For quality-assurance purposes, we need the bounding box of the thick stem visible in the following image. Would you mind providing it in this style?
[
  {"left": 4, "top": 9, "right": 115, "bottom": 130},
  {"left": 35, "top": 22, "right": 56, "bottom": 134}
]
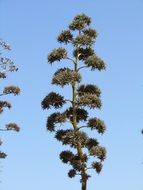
[
  {"left": 81, "top": 173, "right": 87, "bottom": 190},
  {"left": 72, "top": 45, "right": 87, "bottom": 190}
]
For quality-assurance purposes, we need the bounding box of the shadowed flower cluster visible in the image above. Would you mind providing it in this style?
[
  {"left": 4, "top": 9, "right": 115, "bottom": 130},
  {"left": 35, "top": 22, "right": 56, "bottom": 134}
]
[{"left": 41, "top": 92, "right": 66, "bottom": 110}]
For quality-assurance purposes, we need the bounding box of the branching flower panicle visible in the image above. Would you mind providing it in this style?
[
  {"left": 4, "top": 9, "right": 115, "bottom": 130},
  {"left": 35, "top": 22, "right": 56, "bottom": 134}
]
[{"left": 42, "top": 14, "right": 107, "bottom": 190}]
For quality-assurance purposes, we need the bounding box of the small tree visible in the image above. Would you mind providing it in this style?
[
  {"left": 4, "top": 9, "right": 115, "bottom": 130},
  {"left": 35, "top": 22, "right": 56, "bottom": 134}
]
[
  {"left": 0, "top": 39, "right": 20, "bottom": 159},
  {"left": 42, "top": 14, "right": 106, "bottom": 190}
]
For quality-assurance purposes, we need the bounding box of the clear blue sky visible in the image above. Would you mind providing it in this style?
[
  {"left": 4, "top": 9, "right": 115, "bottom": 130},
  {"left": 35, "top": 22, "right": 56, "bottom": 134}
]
[{"left": 0, "top": 0, "right": 143, "bottom": 189}]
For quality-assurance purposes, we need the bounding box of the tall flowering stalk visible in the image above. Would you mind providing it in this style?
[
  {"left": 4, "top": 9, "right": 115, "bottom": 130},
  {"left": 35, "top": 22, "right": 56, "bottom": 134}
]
[
  {"left": 42, "top": 14, "right": 106, "bottom": 190},
  {"left": 0, "top": 39, "right": 20, "bottom": 159}
]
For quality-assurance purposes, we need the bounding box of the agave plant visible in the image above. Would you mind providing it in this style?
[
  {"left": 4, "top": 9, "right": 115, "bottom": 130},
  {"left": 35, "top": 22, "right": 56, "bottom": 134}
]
[
  {"left": 0, "top": 39, "right": 20, "bottom": 159},
  {"left": 42, "top": 14, "right": 106, "bottom": 190}
]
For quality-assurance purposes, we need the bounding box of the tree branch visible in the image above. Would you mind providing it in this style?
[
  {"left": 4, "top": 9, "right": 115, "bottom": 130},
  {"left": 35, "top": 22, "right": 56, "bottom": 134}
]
[
  {"left": 0, "top": 129, "right": 8, "bottom": 131},
  {"left": 77, "top": 66, "right": 88, "bottom": 71},
  {"left": 66, "top": 57, "right": 76, "bottom": 64}
]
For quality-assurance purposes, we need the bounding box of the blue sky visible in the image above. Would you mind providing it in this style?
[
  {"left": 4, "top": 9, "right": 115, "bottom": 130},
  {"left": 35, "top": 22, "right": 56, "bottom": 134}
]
[{"left": 0, "top": 0, "right": 143, "bottom": 189}]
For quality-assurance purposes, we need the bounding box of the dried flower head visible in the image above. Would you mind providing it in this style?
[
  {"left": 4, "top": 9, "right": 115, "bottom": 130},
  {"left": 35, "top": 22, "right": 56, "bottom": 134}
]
[
  {"left": 65, "top": 107, "right": 88, "bottom": 122},
  {"left": 68, "top": 169, "right": 77, "bottom": 178},
  {"left": 0, "top": 72, "right": 6, "bottom": 79},
  {"left": 0, "top": 151, "right": 7, "bottom": 159},
  {"left": 87, "top": 118, "right": 106, "bottom": 134},
  {"left": 57, "top": 30, "right": 73, "bottom": 44},
  {"left": 86, "top": 138, "right": 99, "bottom": 150},
  {"left": 89, "top": 146, "right": 106, "bottom": 161},
  {"left": 3, "top": 86, "right": 20, "bottom": 95},
  {"left": 77, "top": 94, "right": 101, "bottom": 109},
  {"left": 73, "top": 35, "right": 94, "bottom": 46},
  {"left": 46, "top": 112, "right": 66, "bottom": 132},
  {"left": 41, "top": 92, "right": 65, "bottom": 110},
  {"left": 83, "top": 28, "right": 98, "bottom": 39},
  {"left": 59, "top": 150, "right": 74, "bottom": 164},
  {"left": 92, "top": 162, "right": 102, "bottom": 173},
  {"left": 73, "top": 47, "right": 94, "bottom": 60},
  {"left": 0, "top": 39, "right": 11, "bottom": 50},
  {"left": 0, "top": 101, "right": 11, "bottom": 113},
  {"left": 85, "top": 55, "right": 106, "bottom": 71},
  {"left": 52, "top": 68, "right": 81, "bottom": 87},
  {"left": 6, "top": 123, "right": 20, "bottom": 132},
  {"left": 69, "top": 14, "right": 91, "bottom": 31},
  {"left": 77, "top": 84, "right": 101, "bottom": 97},
  {"left": 48, "top": 48, "right": 67, "bottom": 63},
  {"left": 55, "top": 129, "right": 88, "bottom": 148}
]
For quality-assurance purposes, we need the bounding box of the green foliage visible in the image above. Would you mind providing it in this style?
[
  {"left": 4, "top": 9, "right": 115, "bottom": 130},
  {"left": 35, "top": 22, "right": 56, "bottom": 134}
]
[{"left": 42, "top": 14, "right": 106, "bottom": 190}]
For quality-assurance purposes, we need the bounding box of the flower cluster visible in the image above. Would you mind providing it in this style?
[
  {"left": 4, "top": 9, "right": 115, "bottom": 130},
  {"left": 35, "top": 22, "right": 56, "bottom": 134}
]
[
  {"left": 60, "top": 150, "right": 88, "bottom": 177},
  {"left": 41, "top": 92, "right": 65, "bottom": 109},
  {"left": 89, "top": 145, "right": 106, "bottom": 161},
  {"left": 73, "top": 35, "right": 94, "bottom": 46},
  {"left": 55, "top": 129, "right": 88, "bottom": 148},
  {"left": 85, "top": 138, "right": 99, "bottom": 149},
  {"left": 65, "top": 107, "right": 88, "bottom": 123},
  {"left": 3, "top": 86, "right": 20, "bottom": 95},
  {"left": 92, "top": 162, "right": 102, "bottom": 173},
  {"left": 57, "top": 30, "right": 73, "bottom": 44},
  {"left": 87, "top": 118, "right": 106, "bottom": 134},
  {"left": 0, "top": 58, "right": 18, "bottom": 72},
  {"left": 0, "top": 72, "right": 6, "bottom": 79},
  {"left": 46, "top": 112, "right": 66, "bottom": 132},
  {"left": 52, "top": 68, "right": 81, "bottom": 86},
  {"left": 73, "top": 47, "right": 94, "bottom": 60},
  {"left": 69, "top": 154, "right": 87, "bottom": 172},
  {"left": 77, "top": 94, "right": 101, "bottom": 109},
  {"left": 83, "top": 28, "right": 97, "bottom": 39},
  {"left": 60, "top": 150, "right": 74, "bottom": 164},
  {"left": 0, "top": 151, "right": 7, "bottom": 159},
  {"left": 48, "top": 48, "right": 67, "bottom": 63},
  {"left": 85, "top": 55, "right": 106, "bottom": 71},
  {"left": 0, "top": 100, "right": 11, "bottom": 113},
  {"left": 0, "top": 39, "right": 11, "bottom": 50},
  {"left": 69, "top": 14, "right": 91, "bottom": 31},
  {"left": 6, "top": 123, "right": 20, "bottom": 132},
  {"left": 68, "top": 169, "right": 77, "bottom": 178},
  {"left": 77, "top": 84, "right": 101, "bottom": 97}
]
